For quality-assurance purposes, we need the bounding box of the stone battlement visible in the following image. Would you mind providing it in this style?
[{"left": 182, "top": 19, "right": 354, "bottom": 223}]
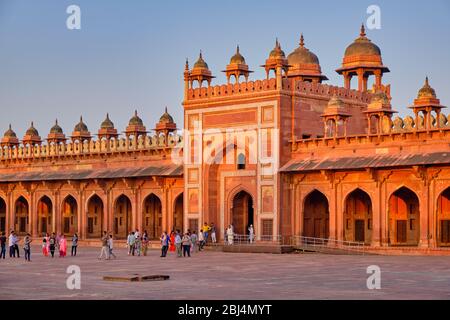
[
  {"left": 186, "top": 78, "right": 374, "bottom": 104},
  {"left": 0, "top": 133, "right": 183, "bottom": 162}
]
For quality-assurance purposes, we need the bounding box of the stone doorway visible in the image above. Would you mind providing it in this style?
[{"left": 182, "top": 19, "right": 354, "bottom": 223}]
[{"left": 231, "top": 191, "right": 254, "bottom": 236}]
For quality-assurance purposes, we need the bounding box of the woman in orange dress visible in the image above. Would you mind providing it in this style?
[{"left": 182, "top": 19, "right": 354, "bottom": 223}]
[{"left": 169, "top": 231, "right": 175, "bottom": 252}]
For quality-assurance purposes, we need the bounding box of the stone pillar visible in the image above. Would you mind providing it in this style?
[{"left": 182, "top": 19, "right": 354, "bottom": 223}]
[
  {"left": 276, "top": 66, "right": 282, "bottom": 90},
  {"left": 363, "top": 75, "right": 368, "bottom": 92},
  {"left": 6, "top": 191, "right": 12, "bottom": 233},
  {"left": 419, "top": 183, "right": 430, "bottom": 248},
  {"left": 371, "top": 183, "right": 381, "bottom": 247},
  {"left": 77, "top": 193, "right": 82, "bottom": 239},
  {"left": 357, "top": 69, "right": 364, "bottom": 92},
  {"left": 374, "top": 70, "right": 382, "bottom": 89},
  {"left": 344, "top": 73, "right": 351, "bottom": 89},
  {"left": 330, "top": 185, "right": 339, "bottom": 240},
  {"left": 31, "top": 191, "right": 37, "bottom": 237},
  {"left": 79, "top": 190, "right": 85, "bottom": 240}
]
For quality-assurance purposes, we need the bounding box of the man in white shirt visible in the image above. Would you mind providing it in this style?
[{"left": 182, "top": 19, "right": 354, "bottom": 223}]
[{"left": 8, "top": 231, "right": 16, "bottom": 258}]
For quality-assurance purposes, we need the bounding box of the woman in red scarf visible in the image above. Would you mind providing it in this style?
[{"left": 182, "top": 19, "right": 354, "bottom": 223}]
[{"left": 169, "top": 231, "right": 175, "bottom": 252}]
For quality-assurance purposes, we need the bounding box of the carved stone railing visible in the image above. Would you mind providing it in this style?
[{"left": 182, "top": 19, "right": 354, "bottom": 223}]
[{"left": 0, "top": 133, "right": 183, "bottom": 161}]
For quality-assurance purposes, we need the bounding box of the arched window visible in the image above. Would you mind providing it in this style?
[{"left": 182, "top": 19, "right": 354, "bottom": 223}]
[{"left": 237, "top": 153, "right": 246, "bottom": 170}]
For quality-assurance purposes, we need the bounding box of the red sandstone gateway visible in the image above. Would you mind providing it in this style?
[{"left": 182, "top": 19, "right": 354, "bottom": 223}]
[{"left": 0, "top": 26, "right": 448, "bottom": 253}]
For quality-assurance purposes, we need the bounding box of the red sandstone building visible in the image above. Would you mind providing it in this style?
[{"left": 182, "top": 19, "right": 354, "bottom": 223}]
[{"left": 0, "top": 26, "right": 449, "bottom": 250}]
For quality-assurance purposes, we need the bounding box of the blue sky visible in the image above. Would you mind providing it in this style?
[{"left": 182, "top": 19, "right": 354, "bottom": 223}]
[{"left": 0, "top": 0, "right": 449, "bottom": 136}]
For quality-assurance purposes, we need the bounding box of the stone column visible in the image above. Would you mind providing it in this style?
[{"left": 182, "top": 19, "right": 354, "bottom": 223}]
[
  {"left": 419, "top": 182, "right": 430, "bottom": 248},
  {"left": 330, "top": 184, "right": 339, "bottom": 240},
  {"left": 357, "top": 69, "right": 364, "bottom": 92},
  {"left": 371, "top": 182, "right": 381, "bottom": 247},
  {"left": 6, "top": 191, "right": 12, "bottom": 233}
]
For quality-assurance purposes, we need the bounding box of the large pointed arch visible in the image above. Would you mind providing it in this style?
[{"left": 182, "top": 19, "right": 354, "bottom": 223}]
[
  {"left": 113, "top": 194, "right": 132, "bottom": 239},
  {"left": 0, "top": 196, "right": 6, "bottom": 233},
  {"left": 344, "top": 188, "right": 373, "bottom": 243},
  {"left": 302, "top": 190, "right": 329, "bottom": 239},
  {"left": 37, "top": 195, "right": 53, "bottom": 236},
  {"left": 142, "top": 193, "right": 162, "bottom": 239},
  {"left": 86, "top": 194, "right": 104, "bottom": 239},
  {"left": 14, "top": 196, "right": 29, "bottom": 235},
  {"left": 437, "top": 187, "right": 450, "bottom": 246},
  {"left": 231, "top": 190, "right": 254, "bottom": 235},
  {"left": 388, "top": 186, "right": 420, "bottom": 246},
  {"left": 62, "top": 195, "right": 78, "bottom": 235}
]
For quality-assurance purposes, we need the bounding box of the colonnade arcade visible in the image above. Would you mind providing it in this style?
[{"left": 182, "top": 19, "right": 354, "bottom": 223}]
[
  {"left": 298, "top": 185, "right": 450, "bottom": 247},
  {"left": 0, "top": 179, "right": 184, "bottom": 240}
]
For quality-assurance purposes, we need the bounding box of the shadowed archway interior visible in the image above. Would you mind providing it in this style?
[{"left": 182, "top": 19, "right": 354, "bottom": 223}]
[{"left": 231, "top": 191, "right": 254, "bottom": 235}]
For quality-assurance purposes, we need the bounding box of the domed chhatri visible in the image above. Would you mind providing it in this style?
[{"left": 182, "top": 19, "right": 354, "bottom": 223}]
[
  {"left": 1, "top": 124, "right": 19, "bottom": 146},
  {"left": 187, "top": 51, "right": 215, "bottom": 88},
  {"left": 321, "top": 95, "right": 351, "bottom": 138},
  {"left": 50, "top": 119, "right": 63, "bottom": 134},
  {"left": 98, "top": 113, "right": 118, "bottom": 140},
  {"left": 74, "top": 116, "right": 89, "bottom": 133},
  {"left": 344, "top": 24, "right": 381, "bottom": 58},
  {"left": 71, "top": 116, "right": 91, "bottom": 142},
  {"left": 269, "top": 39, "right": 286, "bottom": 59},
  {"left": 48, "top": 119, "right": 66, "bottom": 143},
  {"left": 417, "top": 77, "right": 437, "bottom": 99},
  {"left": 125, "top": 110, "right": 147, "bottom": 139},
  {"left": 336, "top": 24, "right": 390, "bottom": 92},
  {"left": 159, "top": 107, "right": 174, "bottom": 124},
  {"left": 193, "top": 51, "right": 209, "bottom": 70},
  {"left": 322, "top": 95, "right": 350, "bottom": 117},
  {"left": 263, "top": 39, "right": 289, "bottom": 80},
  {"left": 23, "top": 121, "right": 42, "bottom": 145},
  {"left": 223, "top": 45, "right": 253, "bottom": 84},
  {"left": 26, "top": 121, "right": 40, "bottom": 137},
  {"left": 128, "top": 110, "right": 144, "bottom": 126},
  {"left": 4, "top": 124, "right": 17, "bottom": 138},
  {"left": 101, "top": 113, "right": 115, "bottom": 129},
  {"left": 287, "top": 34, "right": 328, "bottom": 83},
  {"left": 230, "top": 45, "right": 246, "bottom": 65},
  {"left": 411, "top": 77, "right": 445, "bottom": 130}
]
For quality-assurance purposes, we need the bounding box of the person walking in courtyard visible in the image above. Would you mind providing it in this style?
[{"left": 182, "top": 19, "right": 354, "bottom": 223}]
[
  {"left": 198, "top": 229, "right": 205, "bottom": 251},
  {"left": 127, "top": 231, "right": 135, "bottom": 256},
  {"left": 135, "top": 233, "right": 142, "bottom": 256},
  {"left": 142, "top": 230, "right": 149, "bottom": 256},
  {"left": 182, "top": 232, "right": 192, "bottom": 257},
  {"left": 210, "top": 223, "right": 217, "bottom": 244},
  {"left": 108, "top": 234, "right": 116, "bottom": 259},
  {"left": 190, "top": 230, "right": 198, "bottom": 253},
  {"left": 71, "top": 233, "right": 78, "bottom": 257},
  {"left": 160, "top": 231, "right": 169, "bottom": 257},
  {"left": 202, "top": 222, "right": 211, "bottom": 245},
  {"left": 8, "top": 231, "right": 15, "bottom": 258},
  {"left": 49, "top": 233, "right": 56, "bottom": 258},
  {"left": 42, "top": 233, "right": 48, "bottom": 257},
  {"left": 99, "top": 231, "right": 110, "bottom": 260},
  {"left": 227, "top": 225, "right": 234, "bottom": 245},
  {"left": 0, "top": 232, "right": 6, "bottom": 259},
  {"left": 59, "top": 234, "right": 67, "bottom": 257},
  {"left": 175, "top": 230, "right": 182, "bottom": 257},
  {"left": 13, "top": 232, "right": 20, "bottom": 258},
  {"left": 169, "top": 231, "right": 175, "bottom": 253},
  {"left": 23, "top": 233, "right": 32, "bottom": 262},
  {"left": 248, "top": 224, "right": 255, "bottom": 244}
]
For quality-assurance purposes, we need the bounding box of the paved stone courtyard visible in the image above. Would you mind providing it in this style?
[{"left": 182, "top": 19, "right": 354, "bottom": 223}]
[{"left": 1, "top": 245, "right": 450, "bottom": 300}]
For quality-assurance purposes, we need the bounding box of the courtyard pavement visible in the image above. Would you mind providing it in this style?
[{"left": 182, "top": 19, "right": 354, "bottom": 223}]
[{"left": 1, "top": 245, "right": 450, "bottom": 300}]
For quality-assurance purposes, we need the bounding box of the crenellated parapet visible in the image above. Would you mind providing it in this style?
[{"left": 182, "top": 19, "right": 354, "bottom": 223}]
[{"left": 0, "top": 132, "right": 183, "bottom": 162}]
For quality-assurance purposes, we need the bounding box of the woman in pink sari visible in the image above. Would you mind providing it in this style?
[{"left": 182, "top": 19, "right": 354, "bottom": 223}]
[
  {"left": 59, "top": 234, "right": 67, "bottom": 257},
  {"left": 42, "top": 233, "right": 49, "bottom": 257}
]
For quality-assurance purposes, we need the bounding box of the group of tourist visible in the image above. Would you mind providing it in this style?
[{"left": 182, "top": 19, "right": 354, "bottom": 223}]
[
  {"left": 159, "top": 222, "right": 219, "bottom": 258},
  {"left": 126, "top": 229, "right": 149, "bottom": 257},
  {"left": 42, "top": 232, "right": 78, "bottom": 258},
  {"left": 0, "top": 231, "right": 36, "bottom": 262}
]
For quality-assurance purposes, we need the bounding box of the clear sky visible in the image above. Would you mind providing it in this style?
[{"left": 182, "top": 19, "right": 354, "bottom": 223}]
[{"left": 0, "top": 0, "right": 449, "bottom": 136}]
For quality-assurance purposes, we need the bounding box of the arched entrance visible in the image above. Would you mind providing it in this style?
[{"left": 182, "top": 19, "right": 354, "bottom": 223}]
[
  {"left": 173, "top": 193, "right": 183, "bottom": 232},
  {"left": 437, "top": 187, "right": 450, "bottom": 246},
  {"left": 0, "top": 197, "right": 6, "bottom": 233},
  {"left": 142, "top": 194, "right": 162, "bottom": 239},
  {"left": 86, "top": 195, "right": 103, "bottom": 239},
  {"left": 231, "top": 190, "right": 254, "bottom": 235},
  {"left": 37, "top": 196, "right": 52, "bottom": 235},
  {"left": 303, "top": 190, "right": 329, "bottom": 239},
  {"left": 344, "top": 189, "right": 372, "bottom": 243},
  {"left": 62, "top": 195, "right": 78, "bottom": 235},
  {"left": 114, "top": 195, "right": 132, "bottom": 239},
  {"left": 388, "top": 187, "right": 420, "bottom": 245},
  {"left": 15, "top": 196, "right": 29, "bottom": 235}
]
